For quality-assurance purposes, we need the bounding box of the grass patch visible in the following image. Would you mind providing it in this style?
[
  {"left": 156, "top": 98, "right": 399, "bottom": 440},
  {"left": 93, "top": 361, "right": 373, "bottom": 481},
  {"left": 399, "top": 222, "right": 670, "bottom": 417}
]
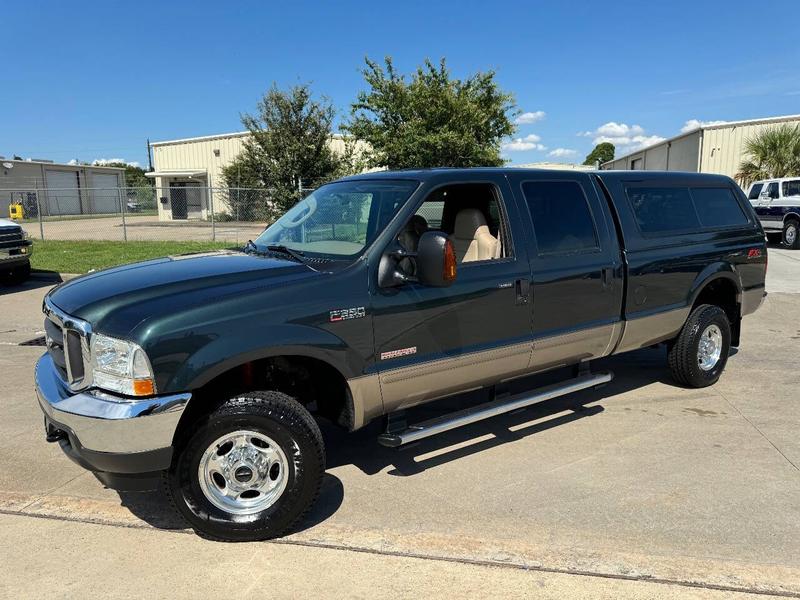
[{"left": 30, "top": 240, "right": 236, "bottom": 274}]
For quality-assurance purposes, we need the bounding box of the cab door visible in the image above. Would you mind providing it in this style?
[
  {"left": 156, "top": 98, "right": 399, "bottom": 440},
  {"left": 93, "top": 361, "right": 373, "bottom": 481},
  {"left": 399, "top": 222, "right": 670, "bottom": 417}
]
[
  {"left": 506, "top": 171, "right": 624, "bottom": 370},
  {"left": 369, "top": 173, "right": 533, "bottom": 413}
]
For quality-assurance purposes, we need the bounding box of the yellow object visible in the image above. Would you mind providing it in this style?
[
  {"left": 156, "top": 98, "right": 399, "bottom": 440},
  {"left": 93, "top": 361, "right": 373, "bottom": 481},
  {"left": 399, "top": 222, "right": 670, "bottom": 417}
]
[{"left": 8, "top": 202, "right": 23, "bottom": 220}]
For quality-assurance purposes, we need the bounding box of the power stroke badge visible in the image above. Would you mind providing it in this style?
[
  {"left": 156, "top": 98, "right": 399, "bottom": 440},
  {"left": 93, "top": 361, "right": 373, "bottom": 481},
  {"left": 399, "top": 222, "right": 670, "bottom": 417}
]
[{"left": 329, "top": 306, "right": 366, "bottom": 322}]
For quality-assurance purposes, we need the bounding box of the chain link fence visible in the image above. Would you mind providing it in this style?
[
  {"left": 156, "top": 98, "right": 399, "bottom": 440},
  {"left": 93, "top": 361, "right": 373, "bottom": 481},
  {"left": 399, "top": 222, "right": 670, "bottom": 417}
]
[{"left": 0, "top": 186, "right": 316, "bottom": 245}]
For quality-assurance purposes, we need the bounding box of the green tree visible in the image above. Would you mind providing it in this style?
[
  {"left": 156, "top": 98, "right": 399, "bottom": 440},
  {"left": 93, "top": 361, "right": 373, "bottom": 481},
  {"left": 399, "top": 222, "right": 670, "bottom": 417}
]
[
  {"left": 95, "top": 162, "right": 153, "bottom": 188},
  {"left": 344, "top": 57, "right": 517, "bottom": 169},
  {"left": 736, "top": 124, "right": 800, "bottom": 185},
  {"left": 221, "top": 83, "right": 346, "bottom": 220},
  {"left": 583, "top": 142, "right": 615, "bottom": 166}
]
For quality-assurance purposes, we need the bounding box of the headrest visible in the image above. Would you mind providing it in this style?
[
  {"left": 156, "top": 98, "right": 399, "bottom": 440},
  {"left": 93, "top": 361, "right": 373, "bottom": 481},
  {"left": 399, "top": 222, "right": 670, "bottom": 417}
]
[{"left": 454, "top": 208, "right": 488, "bottom": 238}]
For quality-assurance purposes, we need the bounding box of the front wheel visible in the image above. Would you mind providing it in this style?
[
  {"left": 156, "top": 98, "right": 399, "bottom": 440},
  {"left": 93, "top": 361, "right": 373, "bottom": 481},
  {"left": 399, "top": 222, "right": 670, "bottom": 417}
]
[
  {"left": 783, "top": 219, "right": 800, "bottom": 249},
  {"left": 165, "top": 390, "right": 325, "bottom": 541},
  {"left": 668, "top": 304, "right": 731, "bottom": 388}
]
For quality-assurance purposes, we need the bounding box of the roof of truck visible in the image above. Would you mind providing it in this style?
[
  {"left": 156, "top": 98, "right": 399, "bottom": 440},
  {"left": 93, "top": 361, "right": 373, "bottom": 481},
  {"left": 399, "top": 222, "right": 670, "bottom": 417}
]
[{"left": 341, "top": 167, "right": 735, "bottom": 184}]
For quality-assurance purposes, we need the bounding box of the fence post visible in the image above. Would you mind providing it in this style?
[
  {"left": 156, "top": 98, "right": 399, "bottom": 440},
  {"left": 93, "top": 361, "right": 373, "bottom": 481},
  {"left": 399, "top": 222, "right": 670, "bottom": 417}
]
[
  {"left": 120, "top": 188, "right": 128, "bottom": 242},
  {"left": 209, "top": 187, "right": 216, "bottom": 241},
  {"left": 35, "top": 183, "right": 44, "bottom": 240}
]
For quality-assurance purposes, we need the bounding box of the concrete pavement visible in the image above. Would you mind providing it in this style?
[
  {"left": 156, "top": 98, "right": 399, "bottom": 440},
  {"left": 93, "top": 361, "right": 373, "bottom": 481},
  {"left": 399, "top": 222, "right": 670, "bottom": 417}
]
[{"left": 0, "top": 250, "right": 799, "bottom": 598}]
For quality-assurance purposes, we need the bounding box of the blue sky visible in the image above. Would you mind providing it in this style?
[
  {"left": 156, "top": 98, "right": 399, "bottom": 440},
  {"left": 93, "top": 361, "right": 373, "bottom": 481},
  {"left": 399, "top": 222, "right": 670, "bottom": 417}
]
[{"left": 3, "top": 0, "right": 800, "bottom": 167}]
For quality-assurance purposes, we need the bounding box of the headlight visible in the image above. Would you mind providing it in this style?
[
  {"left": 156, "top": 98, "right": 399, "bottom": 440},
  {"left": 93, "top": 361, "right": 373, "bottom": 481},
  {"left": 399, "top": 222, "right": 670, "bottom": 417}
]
[{"left": 91, "top": 333, "right": 156, "bottom": 397}]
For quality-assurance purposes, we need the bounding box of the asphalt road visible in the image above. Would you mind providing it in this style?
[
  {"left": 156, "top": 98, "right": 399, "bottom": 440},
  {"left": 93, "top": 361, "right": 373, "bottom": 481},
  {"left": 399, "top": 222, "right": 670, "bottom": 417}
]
[{"left": 0, "top": 248, "right": 798, "bottom": 598}]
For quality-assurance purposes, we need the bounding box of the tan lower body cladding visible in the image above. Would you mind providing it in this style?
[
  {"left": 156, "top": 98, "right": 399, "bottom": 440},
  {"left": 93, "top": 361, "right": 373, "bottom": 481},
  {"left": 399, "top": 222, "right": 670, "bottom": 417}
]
[{"left": 347, "top": 306, "right": 690, "bottom": 428}]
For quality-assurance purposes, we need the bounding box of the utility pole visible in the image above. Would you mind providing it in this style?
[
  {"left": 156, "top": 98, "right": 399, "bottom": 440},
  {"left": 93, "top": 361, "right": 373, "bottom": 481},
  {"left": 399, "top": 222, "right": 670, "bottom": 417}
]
[{"left": 146, "top": 138, "right": 153, "bottom": 172}]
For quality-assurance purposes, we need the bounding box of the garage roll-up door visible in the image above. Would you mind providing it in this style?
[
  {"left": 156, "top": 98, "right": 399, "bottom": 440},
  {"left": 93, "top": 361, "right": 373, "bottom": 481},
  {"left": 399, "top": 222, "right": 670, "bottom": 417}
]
[
  {"left": 89, "top": 173, "right": 121, "bottom": 214},
  {"left": 45, "top": 170, "right": 81, "bottom": 215}
]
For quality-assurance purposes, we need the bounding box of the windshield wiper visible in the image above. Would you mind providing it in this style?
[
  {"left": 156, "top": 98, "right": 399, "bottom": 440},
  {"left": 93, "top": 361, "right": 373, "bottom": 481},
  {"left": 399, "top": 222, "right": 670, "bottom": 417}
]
[{"left": 266, "top": 244, "right": 307, "bottom": 264}]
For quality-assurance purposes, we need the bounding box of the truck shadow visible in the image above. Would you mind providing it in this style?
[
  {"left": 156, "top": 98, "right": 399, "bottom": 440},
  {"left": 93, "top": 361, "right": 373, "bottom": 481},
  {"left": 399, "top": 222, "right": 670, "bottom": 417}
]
[
  {"left": 115, "top": 344, "right": 722, "bottom": 536},
  {"left": 115, "top": 473, "right": 345, "bottom": 535},
  {"left": 323, "top": 345, "right": 689, "bottom": 477}
]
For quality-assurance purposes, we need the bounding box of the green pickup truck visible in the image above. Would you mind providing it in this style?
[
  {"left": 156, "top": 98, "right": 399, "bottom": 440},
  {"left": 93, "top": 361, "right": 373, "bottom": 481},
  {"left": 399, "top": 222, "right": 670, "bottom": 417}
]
[{"left": 35, "top": 168, "right": 767, "bottom": 541}]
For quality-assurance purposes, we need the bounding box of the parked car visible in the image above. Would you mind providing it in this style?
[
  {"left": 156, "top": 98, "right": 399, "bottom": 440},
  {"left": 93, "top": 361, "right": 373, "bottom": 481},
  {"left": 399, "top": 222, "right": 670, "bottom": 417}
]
[
  {"left": 746, "top": 177, "right": 800, "bottom": 248},
  {"left": 34, "top": 169, "right": 767, "bottom": 541},
  {"left": 0, "top": 217, "right": 32, "bottom": 284}
]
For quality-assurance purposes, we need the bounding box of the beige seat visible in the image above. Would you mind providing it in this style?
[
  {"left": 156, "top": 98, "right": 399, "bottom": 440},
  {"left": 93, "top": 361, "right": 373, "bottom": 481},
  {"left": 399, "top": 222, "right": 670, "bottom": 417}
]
[{"left": 451, "top": 208, "right": 499, "bottom": 263}]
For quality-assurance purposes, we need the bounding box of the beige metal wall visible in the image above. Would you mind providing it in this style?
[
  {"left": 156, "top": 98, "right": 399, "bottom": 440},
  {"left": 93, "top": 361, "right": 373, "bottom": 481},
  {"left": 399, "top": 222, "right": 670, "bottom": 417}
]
[
  {"left": 602, "top": 131, "right": 701, "bottom": 172},
  {"left": 151, "top": 132, "right": 249, "bottom": 189},
  {"left": 700, "top": 117, "right": 800, "bottom": 178}
]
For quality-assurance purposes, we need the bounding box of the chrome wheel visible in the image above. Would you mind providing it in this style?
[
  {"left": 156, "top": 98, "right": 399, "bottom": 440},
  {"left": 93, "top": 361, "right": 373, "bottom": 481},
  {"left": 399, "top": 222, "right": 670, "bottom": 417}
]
[
  {"left": 198, "top": 430, "right": 289, "bottom": 515},
  {"left": 697, "top": 324, "right": 723, "bottom": 371},
  {"left": 786, "top": 224, "right": 798, "bottom": 246}
]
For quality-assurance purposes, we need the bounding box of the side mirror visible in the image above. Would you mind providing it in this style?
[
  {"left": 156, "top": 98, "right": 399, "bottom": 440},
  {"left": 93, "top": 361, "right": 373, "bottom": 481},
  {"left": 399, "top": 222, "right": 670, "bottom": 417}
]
[
  {"left": 417, "top": 231, "right": 457, "bottom": 287},
  {"left": 378, "top": 230, "right": 457, "bottom": 288}
]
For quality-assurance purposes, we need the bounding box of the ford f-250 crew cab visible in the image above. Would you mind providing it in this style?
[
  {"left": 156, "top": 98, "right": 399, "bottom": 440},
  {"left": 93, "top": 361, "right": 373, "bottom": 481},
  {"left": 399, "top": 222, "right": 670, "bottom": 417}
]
[{"left": 35, "top": 169, "right": 767, "bottom": 541}]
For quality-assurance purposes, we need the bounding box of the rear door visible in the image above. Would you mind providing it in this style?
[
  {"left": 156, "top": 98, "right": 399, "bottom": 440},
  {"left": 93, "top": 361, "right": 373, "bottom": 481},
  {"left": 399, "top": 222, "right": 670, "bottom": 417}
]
[{"left": 507, "top": 171, "right": 624, "bottom": 370}]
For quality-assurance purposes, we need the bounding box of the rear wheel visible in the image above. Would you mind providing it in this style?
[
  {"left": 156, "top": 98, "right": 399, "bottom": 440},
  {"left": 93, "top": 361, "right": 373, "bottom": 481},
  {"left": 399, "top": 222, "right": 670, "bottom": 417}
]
[
  {"left": 783, "top": 219, "right": 800, "bottom": 249},
  {"left": 668, "top": 304, "right": 731, "bottom": 388},
  {"left": 165, "top": 390, "right": 325, "bottom": 541}
]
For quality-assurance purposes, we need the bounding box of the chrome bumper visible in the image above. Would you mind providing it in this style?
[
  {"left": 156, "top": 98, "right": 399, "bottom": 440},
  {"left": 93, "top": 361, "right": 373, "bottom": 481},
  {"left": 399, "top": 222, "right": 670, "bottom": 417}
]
[
  {"left": 0, "top": 240, "right": 32, "bottom": 262},
  {"left": 35, "top": 353, "right": 190, "bottom": 455}
]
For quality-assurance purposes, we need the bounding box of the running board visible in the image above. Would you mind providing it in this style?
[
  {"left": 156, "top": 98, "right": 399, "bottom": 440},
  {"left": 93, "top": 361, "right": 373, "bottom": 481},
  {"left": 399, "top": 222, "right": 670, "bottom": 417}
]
[{"left": 377, "top": 371, "right": 613, "bottom": 448}]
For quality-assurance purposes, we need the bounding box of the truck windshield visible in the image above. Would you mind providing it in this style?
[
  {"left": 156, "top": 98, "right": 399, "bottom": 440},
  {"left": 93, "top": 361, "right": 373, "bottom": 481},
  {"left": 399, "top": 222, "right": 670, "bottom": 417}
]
[{"left": 254, "top": 179, "right": 418, "bottom": 258}]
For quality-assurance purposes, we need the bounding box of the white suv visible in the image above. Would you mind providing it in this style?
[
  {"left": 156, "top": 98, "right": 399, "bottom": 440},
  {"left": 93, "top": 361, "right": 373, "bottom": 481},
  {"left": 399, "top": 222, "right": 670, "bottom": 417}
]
[{"left": 747, "top": 177, "right": 800, "bottom": 249}]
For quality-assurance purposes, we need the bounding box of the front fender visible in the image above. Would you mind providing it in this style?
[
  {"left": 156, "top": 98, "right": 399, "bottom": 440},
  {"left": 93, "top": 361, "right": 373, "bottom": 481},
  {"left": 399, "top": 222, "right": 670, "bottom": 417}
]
[{"left": 154, "top": 322, "right": 365, "bottom": 393}]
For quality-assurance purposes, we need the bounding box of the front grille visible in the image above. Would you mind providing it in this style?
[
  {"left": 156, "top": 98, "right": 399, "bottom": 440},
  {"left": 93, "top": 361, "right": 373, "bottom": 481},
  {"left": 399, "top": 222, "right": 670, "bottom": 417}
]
[
  {"left": 43, "top": 298, "right": 91, "bottom": 390},
  {"left": 0, "top": 226, "right": 23, "bottom": 249}
]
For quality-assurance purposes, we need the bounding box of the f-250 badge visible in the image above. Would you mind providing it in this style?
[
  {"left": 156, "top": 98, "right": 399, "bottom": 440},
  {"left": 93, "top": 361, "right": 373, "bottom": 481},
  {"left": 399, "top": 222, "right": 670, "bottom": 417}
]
[{"left": 329, "top": 306, "right": 366, "bottom": 322}]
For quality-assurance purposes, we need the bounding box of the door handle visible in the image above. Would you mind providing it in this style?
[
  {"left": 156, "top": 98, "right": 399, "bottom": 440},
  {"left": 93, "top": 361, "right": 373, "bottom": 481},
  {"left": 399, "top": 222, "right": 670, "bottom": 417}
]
[{"left": 515, "top": 278, "right": 530, "bottom": 305}]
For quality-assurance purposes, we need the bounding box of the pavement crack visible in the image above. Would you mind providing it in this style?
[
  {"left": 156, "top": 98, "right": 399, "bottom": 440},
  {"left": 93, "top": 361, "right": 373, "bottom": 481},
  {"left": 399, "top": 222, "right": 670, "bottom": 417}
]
[
  {"left": 715, "top": 389, "right": 800, "bottom": 474},
  {"left": 2, "top": 509, "right": 798, "bottom": 598}
]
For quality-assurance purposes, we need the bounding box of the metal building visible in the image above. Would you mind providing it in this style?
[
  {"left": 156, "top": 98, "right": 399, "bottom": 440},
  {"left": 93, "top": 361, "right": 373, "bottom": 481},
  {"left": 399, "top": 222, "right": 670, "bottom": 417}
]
[
  {"left": 601, "top": 114, "right": 800, "bottom": 180},
  {"left": 0, "top": 158, "right": 125, "bottom": 218},
  {"left": 148, "top": 131, "right": 359, "bottom": 220}
]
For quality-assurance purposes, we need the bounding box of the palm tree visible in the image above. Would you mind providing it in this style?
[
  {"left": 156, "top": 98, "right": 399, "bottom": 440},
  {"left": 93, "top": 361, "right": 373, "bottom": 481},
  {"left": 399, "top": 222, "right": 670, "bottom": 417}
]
[{"left": 736, "top": 124, "right": 800, "bottom": 185}]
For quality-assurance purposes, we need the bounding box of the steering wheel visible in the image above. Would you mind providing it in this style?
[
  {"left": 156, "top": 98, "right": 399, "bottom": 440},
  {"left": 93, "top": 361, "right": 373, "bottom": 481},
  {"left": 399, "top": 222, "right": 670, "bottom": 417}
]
[{"left": 282, "top": 196, "right": 317, "bottom": 227}]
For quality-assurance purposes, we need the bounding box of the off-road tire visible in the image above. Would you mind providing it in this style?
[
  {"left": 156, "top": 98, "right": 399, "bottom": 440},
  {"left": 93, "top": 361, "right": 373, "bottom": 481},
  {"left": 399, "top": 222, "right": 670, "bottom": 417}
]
[
  {"left": 668, "top": 304, "right": 731, "bottom": 388},
  {"left": 783, "top": 219, "right": 800, "bottom": 249},
  {"left": 164, "top": 390, "right": 325, "bottom": 542}
]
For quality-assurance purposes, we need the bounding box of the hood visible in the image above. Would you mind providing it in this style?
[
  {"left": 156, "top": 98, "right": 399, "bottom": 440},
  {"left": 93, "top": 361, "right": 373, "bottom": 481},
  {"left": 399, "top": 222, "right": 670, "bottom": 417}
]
[
  {"left": 47, "top": 250, "right": 318, "bottom": 333},
  {"left": 0, "top": 218, "right": 21, "bottom": 229}
]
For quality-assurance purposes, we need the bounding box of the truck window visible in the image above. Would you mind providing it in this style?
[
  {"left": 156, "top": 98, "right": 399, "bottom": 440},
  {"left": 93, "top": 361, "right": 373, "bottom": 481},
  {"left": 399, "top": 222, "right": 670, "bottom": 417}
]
[
  {"left": 766, "top": 182, "right": 779, "bottom": 199},
  {"left": 625, "top": 186, "right": 700, "bottom": 234},
  {"left": 782, "top": 179, "right": 800, "bottom": 197},
  {"left": 747, "top": 183, "right": 763, "bottom": 200},
  {"left": 690, "top": 187, "right": 748, "bottom": 227},
  {"left": 521, "top": 181, "right": 598, "bottom": 255},
  {"left": 399, "top": 183, "right": 510, "bottom": 267},
  {"left": 255, "top": 179, "right": 418, "bottom": 257}
]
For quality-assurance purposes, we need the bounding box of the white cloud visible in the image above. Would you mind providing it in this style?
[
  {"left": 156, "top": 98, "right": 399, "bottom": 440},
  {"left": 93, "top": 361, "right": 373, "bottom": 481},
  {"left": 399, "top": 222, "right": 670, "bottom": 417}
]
[
  {"left": 680, "top": 119, "right": 728, "bottom": 133},
  {"left": 92, "top": 158, "right": 140, "bottom": 167},
  {"left": 502, "top": 134, "right": 546, "bottom": 152},
  {"left": 515, "top": 110, "right": 546, "bottom": 124},
  {"left": 581, "top": 121, "right": 665, "bottom": 153},
  {"left": 548, "top": 148, "right": 578, "bottom": 158},
  {"left": 67, "top": 159, "right": 79, "bottom": 166}
]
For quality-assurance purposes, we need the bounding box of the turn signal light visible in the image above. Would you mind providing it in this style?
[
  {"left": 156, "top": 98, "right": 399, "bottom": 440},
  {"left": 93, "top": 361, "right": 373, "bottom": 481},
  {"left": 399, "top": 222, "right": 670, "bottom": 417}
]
[
  {"left": 132, "top": 378, "right": 155, "bottom": 396},
  {"left": 443, "top": 240, "right": 457, "bottom": 282}
]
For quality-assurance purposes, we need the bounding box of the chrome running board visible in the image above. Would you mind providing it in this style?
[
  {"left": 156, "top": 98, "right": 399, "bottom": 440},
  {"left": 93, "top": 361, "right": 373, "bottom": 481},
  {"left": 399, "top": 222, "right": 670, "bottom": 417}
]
[{"left": 377, "top": 371, "right": 613, "bottom": 448}]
